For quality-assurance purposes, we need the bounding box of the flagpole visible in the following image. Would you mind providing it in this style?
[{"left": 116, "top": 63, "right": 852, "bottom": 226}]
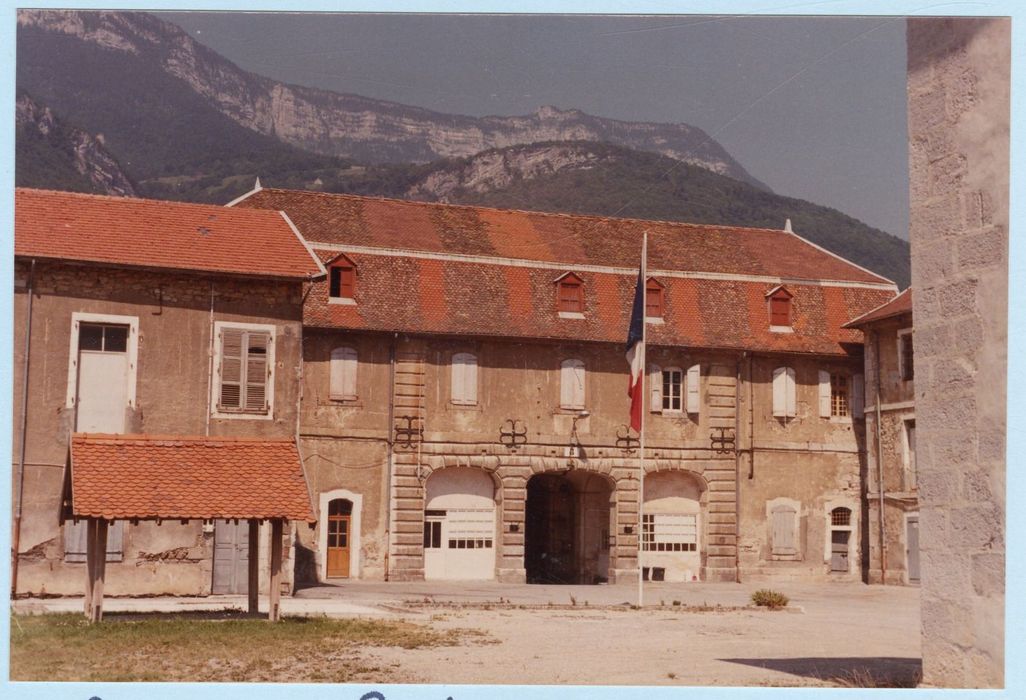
[{"left": 637, "top": 231, "right": 647, "bottom": 609}]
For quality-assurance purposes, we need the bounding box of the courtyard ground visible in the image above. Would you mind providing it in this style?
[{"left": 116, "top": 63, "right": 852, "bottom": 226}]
[{"left": 11, "top": 580, "right": 921, "bottom": 686}]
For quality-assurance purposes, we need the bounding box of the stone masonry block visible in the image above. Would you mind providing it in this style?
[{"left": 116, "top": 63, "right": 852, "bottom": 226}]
[
  {"left": 910, "top": 194, "right": 961, "bottom": 240},
  {"left": 958, "top": 226, "right": 1005, "bottom": 270},
  {"left": 938, "top": 278, "right": 978, "bottom": 316},
  {"left": 971, "top": 552, "right": 1004, "bottom": 597}
]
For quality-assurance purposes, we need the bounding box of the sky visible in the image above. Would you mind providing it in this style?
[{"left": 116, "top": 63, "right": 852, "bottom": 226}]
[{"left": 160, "top": 12, "right": 910, "bottom": 240}]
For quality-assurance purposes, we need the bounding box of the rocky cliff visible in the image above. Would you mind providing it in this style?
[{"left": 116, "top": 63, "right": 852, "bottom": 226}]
[{"left": 17, "top": 9, "right": 767, "bottom": 188}]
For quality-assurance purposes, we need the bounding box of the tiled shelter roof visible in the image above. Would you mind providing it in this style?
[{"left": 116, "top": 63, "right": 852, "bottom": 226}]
[
  {"left": 843, "top": 288, "right": 913, "bottom": 328},
  {"left": 64, "top": 434, "right": 315, "bottom": 522},
  {"left": 16, "top": 188, "right": 324, "bottom": 280}
]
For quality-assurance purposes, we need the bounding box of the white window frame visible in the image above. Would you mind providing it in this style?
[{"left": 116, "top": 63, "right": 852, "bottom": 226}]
[
  {"left": 772, "top": 366, "right": 797, "bottom": 419},
  {"left": 65, "top": 312, "right": 139, "bottom": 411},
  {"left": 210, "top": 321, "right": 276, "bottom": 420},
  {"left": 897, "top": 328, "right": 914, "bottom": 381},
  {"left": 901, "top": 414, "right": 917, "bottom": 491},
  {"left": 641, "top": 512, "right": 699, "bottom": 552},
  {"left": 820, "top": 370, "right": 856, "bottom": 423},
  {"left": 451, "top": 352, "right": 479, "bottom": 406},
  {"left": 329, "top": 346, "right": 359, "bottom": 401},
  {"left": 560, "top": 358, "right": 586, "bottom": 410},
  {"left": 661, "top": 366, "right": 684, "bottom": 413}
]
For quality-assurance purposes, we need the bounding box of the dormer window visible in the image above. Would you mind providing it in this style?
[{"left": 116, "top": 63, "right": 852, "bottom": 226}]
[
  {"left": 555, "top": 272, "right": 585, "bottom": 317},
  {"left": 328, "top": 254, "right": 356, "bottom": 305},
  {"left": 766, "top": 286, "right": 793, "bottom": 331},
  {"left": 646, "top": 278, "right": 665, "bottom": 320}
]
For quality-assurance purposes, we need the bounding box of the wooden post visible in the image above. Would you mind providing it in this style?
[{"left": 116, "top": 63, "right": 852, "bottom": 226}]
[
  {"left": 90, "top": 519, "right": 109, "bottom": 623},
  {"left": 247, "top": 519, "right": 260, "bottom": 614},
  {"left": 268, "top": 519, "right": 283, "bottom": 622},
  {"left": 84, "top": 519, "right": 96, "bottom": 618}
]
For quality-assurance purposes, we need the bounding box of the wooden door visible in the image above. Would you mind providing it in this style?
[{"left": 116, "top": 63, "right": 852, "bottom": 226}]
[
  {"left": 212, "top": 520, "right": 249, "bottom": 594},
  {"left": 326, "top": 499, "right": 352, "bottom": 578}
]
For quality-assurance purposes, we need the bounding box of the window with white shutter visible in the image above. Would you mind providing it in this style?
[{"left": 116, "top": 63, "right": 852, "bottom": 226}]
[
  {"left": 649, "top": 364, "right": 662, "bottom": 412},
  {"left": 560, "top": 359, "right": 586, "bottom": 409},
  {"left": 330, "top": 347, "right": 359, "bottom": 401},
  {"left": 451, "top": 353, "right": 478, "bottom": 405},
  {"left": 662, "top": 367, "right": 683, "bottom": 412},
  {"left": 772, "top": 367, "right": 797, "bottom": 418},
  {"left": 63, "top": 520, "right": 124, "bottom": 562},
  {"left": 771, "top": 505, "right": 798, "bottom": 557},
  {"left": 213, "top": 322, "right": 275, "bottom": 418},
  {"left": 818, "top": 370, "right": 832, "bottom": 418},
  {"left": 686, "top": 364, "right": 701, "bottom": 414}
]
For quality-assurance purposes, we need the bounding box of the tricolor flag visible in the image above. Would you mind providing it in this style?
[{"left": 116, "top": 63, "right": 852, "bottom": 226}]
[{"left": 625, "top": 235, "right": 647, "bottom": 432}]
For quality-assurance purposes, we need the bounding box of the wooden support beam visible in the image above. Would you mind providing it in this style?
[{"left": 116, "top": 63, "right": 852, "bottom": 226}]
[
  {"left": 89, "top": 520, "right": 109, "bottom": 623},
  {"left": 247, "top": 519, "right": 260, "bottom": 615},
  {"left": 268, "top": 519, "right": 283, "bottom": 622},
  {"left": 84, "top": 518, "right": 97, "bottom": 618}
]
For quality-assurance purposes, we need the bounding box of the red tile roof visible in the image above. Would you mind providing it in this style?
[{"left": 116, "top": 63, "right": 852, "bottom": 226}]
[
  {"left": 305, "top": 247, "right": 894, "bottom": 356},
  {"left": 65, "top": 434, "right": 315, "bottom": 522},
  {"left": 843, "top": 288, "right": 913, "bottom": 328},
  {"left": 234, "top": 188, "right": 893, "bottom": 284},
  {"left": 16, "top": 188, "right": 324, "bottom": 280}
]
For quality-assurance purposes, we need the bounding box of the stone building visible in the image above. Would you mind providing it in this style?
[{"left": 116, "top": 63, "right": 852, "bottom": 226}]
[
  {"left": 11, "top": 188, "right": 324, "bottom": 597},
  {"left": 906, "top": 17, "right": 1008, "bottom": 688},
  {"left": 231, "top": 186, "right": 898, "bottom": 586},
  {"left": 845, "top": 288, "right": 918, "bottom": 585}
]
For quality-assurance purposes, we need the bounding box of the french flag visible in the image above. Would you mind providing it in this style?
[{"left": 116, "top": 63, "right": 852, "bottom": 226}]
[{"left": 625, "top": 236, "right": 647, "bottom": 432}]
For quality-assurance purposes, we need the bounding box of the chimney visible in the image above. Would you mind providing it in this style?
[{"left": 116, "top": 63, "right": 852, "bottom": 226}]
[{"left": 783, "top": 218, "right": 793, "bottom": 233}]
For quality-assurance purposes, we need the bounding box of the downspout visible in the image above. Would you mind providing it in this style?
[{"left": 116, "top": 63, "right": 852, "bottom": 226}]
[
  {"left": 204, "top": 282, "right": 215, "bottom": 437},
  {"left": 383, "top": 333, "right": 397, "bottom": 581},
  {"left": 12, "top": 258, "right": 36, "bottom": 596},
  {"left": 734, "top": 351, "right": 745, "bottom": 583},
  {"left": 874, "top": 331, "right": 886, "bottom": 584}
]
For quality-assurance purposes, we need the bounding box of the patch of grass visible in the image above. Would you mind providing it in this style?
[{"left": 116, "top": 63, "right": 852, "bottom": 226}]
[
  {"left": 751, "top": 589, "right": 790, "bottom": 610},
  {"left": 10, "top": 613, "right": 469, "bottom": 682},
  {"left": 831, "top": 668, "right": 922, "bottom": 688}
]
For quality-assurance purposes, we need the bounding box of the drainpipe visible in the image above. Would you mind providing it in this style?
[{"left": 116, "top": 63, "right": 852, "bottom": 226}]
[
  {"left": 204, "top": 282, "right": 215, "bottom": 437},
  {"left": 383, "top": 333, "right": 397, "bottom": 581},
  {"left": 12, "top": 259, "right": 36, "bottom": 597},
  {"left": 874, "top": 331, "right": 887, "bottom": 584},
  {"left": 734, "top": 352, "right": 745, "bottom": 583}
]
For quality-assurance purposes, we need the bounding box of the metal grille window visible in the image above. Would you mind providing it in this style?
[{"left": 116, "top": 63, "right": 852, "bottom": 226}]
[
  {"left": 641, "top": 513, "right": 698, "bottom": 552},
  {"left": 830, "top": 374, "right": 849, "bottom": 417},
  {"left": 661, "top": 368, "right": 683, "bottom": 411},
  {"left": 831, "top": 507, "right": 852, "bottom": 527},
  {"left": 218, "top": 326, "right": 272, "bottom": 414}
]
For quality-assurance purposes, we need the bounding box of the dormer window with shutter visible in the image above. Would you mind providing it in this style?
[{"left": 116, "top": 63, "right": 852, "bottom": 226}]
[
  {"left": 211, "top": 321, "right": 275, "bottom": 419},
  {"left": 766, "top": 285, "right": 794, "bottom": 332},
  {"left": 646, "top": 278, "right": 665, "bottom": 322},
  {"left": 555, "top": 272, "right": 585, "bottom": 318},
  {"left": 328, "top": 254, "right": 357, "bottom": 305}
]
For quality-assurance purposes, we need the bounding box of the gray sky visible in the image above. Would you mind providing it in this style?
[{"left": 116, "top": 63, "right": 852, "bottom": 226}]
[{"left": 161, "top": 12, "right": 910, "bottom": 239}]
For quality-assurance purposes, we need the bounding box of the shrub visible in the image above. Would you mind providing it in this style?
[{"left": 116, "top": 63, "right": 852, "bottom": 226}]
[{"left": 751, "top": 589, "right": 789, "bottom": 609}]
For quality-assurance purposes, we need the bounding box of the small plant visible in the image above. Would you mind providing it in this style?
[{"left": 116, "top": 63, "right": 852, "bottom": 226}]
[
  {"left": 667, "top": 672, "right": 677, "bottom": 680},
  {"left": 672, "top": 600, "right": 681, "bottom": 607},
  {"left": 569, "top": 594, "right": 577, "bottom": 606},
  {"left": 751, "top": 589, "right": 789, "bottom": 609}
]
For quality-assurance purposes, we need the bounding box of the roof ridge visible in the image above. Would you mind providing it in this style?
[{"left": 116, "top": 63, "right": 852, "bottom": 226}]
[
  {"left": 255, "top": 186, "right": 794, "bottom": 236},
  {"left": 73, "top": 432, "right": 296, "bottom": 444},
  {"left": 16, "top": 187, "right": 281, "bottom": 217}
]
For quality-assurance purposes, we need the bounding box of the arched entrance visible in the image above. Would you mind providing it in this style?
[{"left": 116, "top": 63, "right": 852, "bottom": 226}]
[
  {"left": 423, "top": 467, "right": 498, "bottom": 580},
  {"left": 525, "top": 470, "right": 614, "bottom": 584},
  {"left": 642, "top": 471, "right": 705, "bottom": 582}
]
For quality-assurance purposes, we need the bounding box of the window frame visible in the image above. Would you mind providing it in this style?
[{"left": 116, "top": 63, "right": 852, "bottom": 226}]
[
  {"left": 560, "top": 358, "right": 587, "bottom": 410},
  {"left": 661, "top": 366, "right": 683, "bottom": 413},
  {"left": 328, "top": 255, "right": 357, "bottom": 305},
  {"left": 897, "top": 328, "right": 914, "bottom": 381},
  {"left": 329, "top": 346, "right": 359, "bottom": 402},
  {"left": 766, "top": 286, "right": 794, "bottom": 332},
  {"left": 645, "top": 277, "right": 665, "bottom": 321},
  {"left": 65, "top": 312, "right": 139, "bottom": 411},
  {"left": 451, "top": 352, "right": 479, "bottom": 406},
  {"left": 555, "top": 273, "right": 586, "bottom": 317},
  {"left": 830, "top": 372, "right": 850, "bottom": 418},
  {"left": 902, "top": 415, "right": 917, "bottom": 491},
  {"left": 210, "top": 321, "right": 276, "bottom": 420}
]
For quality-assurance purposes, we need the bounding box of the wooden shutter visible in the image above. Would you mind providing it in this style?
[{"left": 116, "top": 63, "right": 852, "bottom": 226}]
[
  {"left": 219, "top": 327, "right": 244, "bottom": 409},
  {"left": 330, "top": 347, "right": 358, "bottom": 400},
  {"left": 818, "top": 370, "right": 832, "bottom": 418},
  {"left": 686, "top": 364, "right": 701, "bottom": 414},
  {"left": 244, "top": 331, "right": 269, "bottom": 412},
  {"left": 772, "top": 367, "right": 787, "bottom": 417},
  {"left": 561, "top": 359, "right": 585, "bottom": 409},
  {"left": 771, "top": 506, "right": 797, "bottom": 556},
  {"left": 852, "top": 373, "right": 865, "bottom": 418},
  {"left": 452, "top": 353, "right": 477, "bottom": 405},
  {"left": 106, "top": 521, "right": 124, "bottom": 562},
  {"left": 64, "top": 520, "right": 88, "bottom": 563},
  {"left": 339, "top": 267, "right": 355, "bottom": 298},
  {"left": 649, "top": 364, "right": 662, "bottom": 412}
]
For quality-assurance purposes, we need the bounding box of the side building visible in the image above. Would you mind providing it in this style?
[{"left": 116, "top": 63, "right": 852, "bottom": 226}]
[
  {"left": 232, "top": 187, "right": 899, "bottom": 585},
  {"left": 12, "top": 188, "right": 324, "bottom": 597},
  {"left": 845, "top": 289, "right": 919, "bottom": 585}
]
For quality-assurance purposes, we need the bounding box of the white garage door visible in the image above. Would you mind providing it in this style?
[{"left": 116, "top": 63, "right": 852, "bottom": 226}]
[{"left": 423, "top": 468, "right": 496, "bottom": 580}]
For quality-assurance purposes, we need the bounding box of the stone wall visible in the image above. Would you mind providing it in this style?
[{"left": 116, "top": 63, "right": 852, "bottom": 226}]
[{"left": 907, "top": 17, "right": 1008, "bottom": 688}]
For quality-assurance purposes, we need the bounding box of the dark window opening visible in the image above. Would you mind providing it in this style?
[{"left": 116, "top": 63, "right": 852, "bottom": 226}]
[
  {"left": 79, "top": 323, "right": 129, "bottom": 353},
  {"left": 330, "top": 264, "right": 356, "bottom": 299}
]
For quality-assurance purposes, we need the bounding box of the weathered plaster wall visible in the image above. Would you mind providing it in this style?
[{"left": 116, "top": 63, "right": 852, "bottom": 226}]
[
  {"left": 12, "top": 261, "right": 305, "bottom": 596},
  {"left": 907, "top": 16, "right": 1008, "bottom": 688}
]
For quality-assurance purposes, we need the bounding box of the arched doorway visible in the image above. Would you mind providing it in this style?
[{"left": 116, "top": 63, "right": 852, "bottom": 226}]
[
  {"left": 642, "top": 471, "right": 705, "bottom": 582},
  {"left": 525, "top": 470, "right": 614, "bottom": 584},
  {"left": 326, "top": 498, "right": 353, "bottom": 578},
  {"left": 423, "top": 467, "right": 498, "bottom": 580}
]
